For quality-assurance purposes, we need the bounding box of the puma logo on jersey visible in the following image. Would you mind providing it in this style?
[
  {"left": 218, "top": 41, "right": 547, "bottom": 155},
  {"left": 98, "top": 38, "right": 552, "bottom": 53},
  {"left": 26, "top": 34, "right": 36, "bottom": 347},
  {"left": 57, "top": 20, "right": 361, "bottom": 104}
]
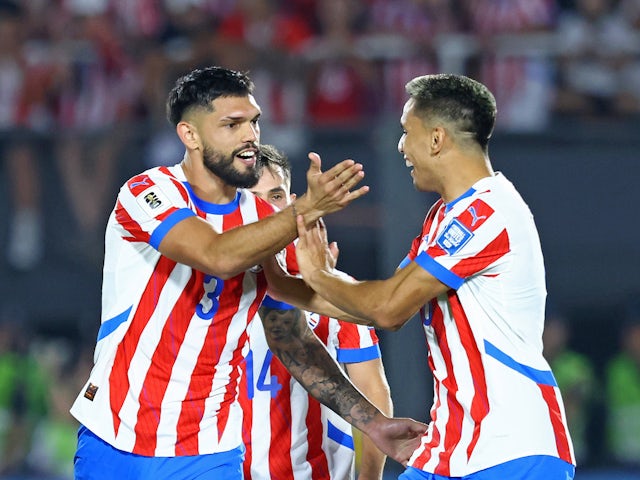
[
  {"left": 468, "top": 206, "right": 487, "bottom": 226},
  {"left": 130, "top": 177, "right": 151, "bottom": 189}
]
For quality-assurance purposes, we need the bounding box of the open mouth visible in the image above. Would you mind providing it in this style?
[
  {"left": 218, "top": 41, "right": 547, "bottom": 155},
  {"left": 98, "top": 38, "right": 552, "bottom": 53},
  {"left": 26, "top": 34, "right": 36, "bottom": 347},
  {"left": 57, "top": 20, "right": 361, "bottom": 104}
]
[{"left": 236, "top": 149, "right": 258, "bottom": 166}]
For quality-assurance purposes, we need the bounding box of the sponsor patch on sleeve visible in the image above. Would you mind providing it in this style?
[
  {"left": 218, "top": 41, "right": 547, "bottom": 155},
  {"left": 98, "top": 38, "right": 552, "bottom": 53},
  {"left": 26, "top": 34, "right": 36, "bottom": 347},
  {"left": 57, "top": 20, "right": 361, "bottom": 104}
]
[
  {"left": 135, "top": 186, "right": 172, "bottom": 217},
  {"left": 84, "top": 383, "right": 98, "bottom": 401},
  {"left": 437, "top": 218, "right": 473, "bottom": 255}
]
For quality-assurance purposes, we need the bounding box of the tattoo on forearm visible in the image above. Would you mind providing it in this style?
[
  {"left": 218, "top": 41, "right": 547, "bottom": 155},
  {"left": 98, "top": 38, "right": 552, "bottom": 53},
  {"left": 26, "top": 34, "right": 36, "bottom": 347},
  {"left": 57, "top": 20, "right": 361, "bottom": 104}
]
[{"left": 259, "top": 305, "right": 378, "bottom": 428}]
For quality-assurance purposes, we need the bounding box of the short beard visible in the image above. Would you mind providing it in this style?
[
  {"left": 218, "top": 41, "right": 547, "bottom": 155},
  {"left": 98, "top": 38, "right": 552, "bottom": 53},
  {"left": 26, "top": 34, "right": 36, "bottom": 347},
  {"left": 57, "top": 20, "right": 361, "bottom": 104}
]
[{"left": 202, "top": 144, "right": 260, "bottom": 188}]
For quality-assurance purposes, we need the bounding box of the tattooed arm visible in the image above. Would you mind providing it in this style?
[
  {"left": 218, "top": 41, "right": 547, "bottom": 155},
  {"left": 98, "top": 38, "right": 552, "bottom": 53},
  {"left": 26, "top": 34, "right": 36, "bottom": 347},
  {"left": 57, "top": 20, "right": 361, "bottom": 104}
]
[{"left": 258, "top": 304, "right": 426, "bottom": 466}]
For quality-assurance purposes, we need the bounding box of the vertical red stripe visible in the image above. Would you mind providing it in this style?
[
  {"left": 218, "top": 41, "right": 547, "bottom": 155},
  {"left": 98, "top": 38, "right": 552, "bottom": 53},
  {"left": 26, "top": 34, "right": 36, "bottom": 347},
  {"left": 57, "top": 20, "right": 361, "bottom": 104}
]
[
  {"left": 306, "top": 398, "right": 330, "bottom": 479},
  {"left": 538, "top": 384, "right": 574, "bottom": 464},
  {"left": 312, "top": 316, "right": 330, "bottom": 344},
  {"left": 285, "top": 242, "right": 299, "bottom": 275},
  {"left": 109, "top": 256, "right": 175, "bottom": 438},
  {"left": 412, "top": 341, "right": 441, "bottom": 470},
  {"left": 212, "top": 205, "right": 263, "bottom": 444},
  {"left": 448, "top": 293, "right": 490, "bottom": 460},
  {"left": 412, "top": 302, "right": 445, "bottom": 470},
  {"left": 268, "top": 358, "right": 294, "bottom": 478},
  {"left": 174, "top": 275, "right": 243, "bottom": 454},
  {"left": 217, "top": 275, "right": 266, "bottom": 444},
  {"left": 133, "top": 270, "right": 202, "bottom": 455},
  {"left": 239, "top": 355, "right": 253, "bottom": 479},
  {"left": 429, "top": 301, "right": 464, "bottom": 477}
]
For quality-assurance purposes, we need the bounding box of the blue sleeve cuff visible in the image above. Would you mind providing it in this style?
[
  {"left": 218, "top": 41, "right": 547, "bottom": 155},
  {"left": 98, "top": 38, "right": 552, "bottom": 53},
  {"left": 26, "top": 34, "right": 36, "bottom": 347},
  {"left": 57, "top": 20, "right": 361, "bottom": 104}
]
[
  {"left": 414, "top": 251, "right": 464, "bottom": 290},
  {"left": 261, "top": 295, "right": 296, "bottom": 310},
  {"left": 336, "top": 344, "right": 381, "bottom": 363},
  {"left": 149, "top": 208, "right": 196, "bottom": 250}
]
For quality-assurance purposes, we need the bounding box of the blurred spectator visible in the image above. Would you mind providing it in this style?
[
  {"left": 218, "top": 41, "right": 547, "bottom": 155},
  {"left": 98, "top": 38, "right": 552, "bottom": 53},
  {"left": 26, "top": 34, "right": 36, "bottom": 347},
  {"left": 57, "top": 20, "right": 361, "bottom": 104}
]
[
  {"left": 554, "top": 0, "right": 640, "bottom": 117},
  {"left": 0, "top": 313, "right": 50, "bottom": 476},
  {"left": 50, "top": 3, "right": 141, "bottom": 265},
  {"left": 213, "top": 0, "right": 313, "bottom": 154},
  {"left": 542, "top": 309, "right": 597, "bottom": 465},
  {"left": 0, "top": 0, "right": 52, "bottom": 271},
  {"left": 302, "top": 0, "right": 378, "bottom": 127},
  {"left": 136, "top": 0, "right": 224, "bottom": 168},
  {"left": 604, "top": 305, "right": 640, "bottom": 468},
  {"left": 360, "top": 0, "right": 462, "bottom": 114},
  {"left": 616, "top": 0, "right": 640, "bottom": 114},
  {"left": 462, "top": 0, "right": 558, "bottom": 132}
]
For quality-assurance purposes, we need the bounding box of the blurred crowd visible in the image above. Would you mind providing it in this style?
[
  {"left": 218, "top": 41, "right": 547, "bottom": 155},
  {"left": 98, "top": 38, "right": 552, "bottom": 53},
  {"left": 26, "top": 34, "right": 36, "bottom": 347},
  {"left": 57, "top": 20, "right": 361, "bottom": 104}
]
[
  {"left": 1, "top": 0, "right": 640, "bottom": 477},
  {"left": 2, "top": 0, "right": 640, "bottom": 272}
]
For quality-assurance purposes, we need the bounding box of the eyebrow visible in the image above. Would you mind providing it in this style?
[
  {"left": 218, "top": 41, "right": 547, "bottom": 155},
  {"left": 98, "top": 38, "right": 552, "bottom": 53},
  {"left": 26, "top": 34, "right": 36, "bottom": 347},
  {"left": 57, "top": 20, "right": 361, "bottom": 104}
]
[{"left": 220, "top": 112, "right": 261, "bottom": 122}]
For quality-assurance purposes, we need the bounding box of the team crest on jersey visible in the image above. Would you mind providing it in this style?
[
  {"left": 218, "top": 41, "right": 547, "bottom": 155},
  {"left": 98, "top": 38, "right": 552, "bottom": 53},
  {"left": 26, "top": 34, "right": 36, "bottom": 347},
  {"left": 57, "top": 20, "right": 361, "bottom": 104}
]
[
  {"left": 136, "top": 186, "right": 171, "bottom": 217},
  {"left": 437, "top": 218, "right": 473, "bottom": 255}
]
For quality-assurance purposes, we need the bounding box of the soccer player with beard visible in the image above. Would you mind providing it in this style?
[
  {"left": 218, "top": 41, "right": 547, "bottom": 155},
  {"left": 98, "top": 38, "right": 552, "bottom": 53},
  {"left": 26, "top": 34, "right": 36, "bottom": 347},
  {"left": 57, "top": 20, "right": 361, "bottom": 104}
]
[{"left": 70, "top": 66, "right": 426, "bottom": 480}]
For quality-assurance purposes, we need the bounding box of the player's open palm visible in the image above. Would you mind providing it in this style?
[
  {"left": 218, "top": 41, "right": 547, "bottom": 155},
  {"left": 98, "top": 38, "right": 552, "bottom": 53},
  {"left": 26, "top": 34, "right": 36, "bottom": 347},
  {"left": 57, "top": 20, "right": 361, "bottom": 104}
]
[{"left": 301, "top": 152, "right": 369, "bottom": 220}]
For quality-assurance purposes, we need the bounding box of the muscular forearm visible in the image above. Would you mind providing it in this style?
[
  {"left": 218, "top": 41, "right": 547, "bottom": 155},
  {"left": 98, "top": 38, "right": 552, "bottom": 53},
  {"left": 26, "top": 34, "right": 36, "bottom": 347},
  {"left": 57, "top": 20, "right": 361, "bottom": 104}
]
[
  {"left": 160, "top": 205, "right": 298, "bottom": 279},
  {"left": 264, "top": 257, "right": 373, "bottom": 325},
  {"left": 348, "top": 361, "right": 393, "bottom": 480},
  {"left": 270, "top": 281, "right": 371, "bottom": 326},
  {"left": 259, "top": 306, "right": 384, "bottom": 435},
  {"left": 306, "top": 270, "right": 387, "bottom": 325}
]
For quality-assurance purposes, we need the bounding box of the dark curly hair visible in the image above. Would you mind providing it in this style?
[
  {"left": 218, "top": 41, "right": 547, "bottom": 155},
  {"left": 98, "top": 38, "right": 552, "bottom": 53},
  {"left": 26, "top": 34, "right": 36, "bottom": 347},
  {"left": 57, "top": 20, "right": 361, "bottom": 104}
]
[{"left": 166, "top": 66, "right": 255, "bottom": 126}]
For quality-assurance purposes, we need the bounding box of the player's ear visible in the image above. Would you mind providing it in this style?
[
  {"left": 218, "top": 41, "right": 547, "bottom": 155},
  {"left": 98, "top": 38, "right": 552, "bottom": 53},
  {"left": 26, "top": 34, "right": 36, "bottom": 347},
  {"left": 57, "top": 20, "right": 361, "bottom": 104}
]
[
  {"left": 176, "top": 121, "right": 201, "bottom": 150},
  {"left": 431, "top": 126, "right": 445, "bottom": 155},
  {"left": 289, "top": 193, "right": 297, "bottom": 203}
]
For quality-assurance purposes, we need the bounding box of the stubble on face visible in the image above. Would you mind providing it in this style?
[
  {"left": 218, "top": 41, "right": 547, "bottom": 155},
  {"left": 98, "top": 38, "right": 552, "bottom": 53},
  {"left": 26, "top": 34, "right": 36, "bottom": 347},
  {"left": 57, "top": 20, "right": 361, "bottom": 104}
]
[{"left": 202, "top": 142, "right": 261, "bottom": 188}]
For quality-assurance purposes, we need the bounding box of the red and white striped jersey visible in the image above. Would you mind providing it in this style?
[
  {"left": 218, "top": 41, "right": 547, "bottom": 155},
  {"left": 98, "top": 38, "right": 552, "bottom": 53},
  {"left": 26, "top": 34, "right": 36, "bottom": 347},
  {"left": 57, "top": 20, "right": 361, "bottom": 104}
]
[
  {"left": 70, "top": 164, "right": 275, "bottom": 457},
  {"left": 400, "top": 173, "right": 574, "bottom": 476},
  {"left": 239, "top": 243, "right": 382, "bottom": 480}
]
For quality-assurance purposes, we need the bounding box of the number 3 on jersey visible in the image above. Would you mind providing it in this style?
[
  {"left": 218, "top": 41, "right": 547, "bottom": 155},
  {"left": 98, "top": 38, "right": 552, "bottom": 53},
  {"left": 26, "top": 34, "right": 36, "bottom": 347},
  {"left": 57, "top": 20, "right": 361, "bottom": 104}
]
[
  {"left": 245, "top": 349, "right": 282, "bottom": 399},
  {"left": 196, "top": 275, "right": 224, "bottom": 320}
]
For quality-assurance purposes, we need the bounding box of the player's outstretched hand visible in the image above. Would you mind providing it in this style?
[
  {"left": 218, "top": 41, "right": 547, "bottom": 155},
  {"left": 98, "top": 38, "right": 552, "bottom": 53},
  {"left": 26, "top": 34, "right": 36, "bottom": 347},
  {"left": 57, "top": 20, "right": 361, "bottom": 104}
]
[
  {"left": 295, "top": 152, "right": 369, "bottom": 226},
  {"left": 367, "top": 415, "right": 427, "bottom": 467},
  {"left": 295, "top": 216, "right": 336, "bottom": 286}
]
